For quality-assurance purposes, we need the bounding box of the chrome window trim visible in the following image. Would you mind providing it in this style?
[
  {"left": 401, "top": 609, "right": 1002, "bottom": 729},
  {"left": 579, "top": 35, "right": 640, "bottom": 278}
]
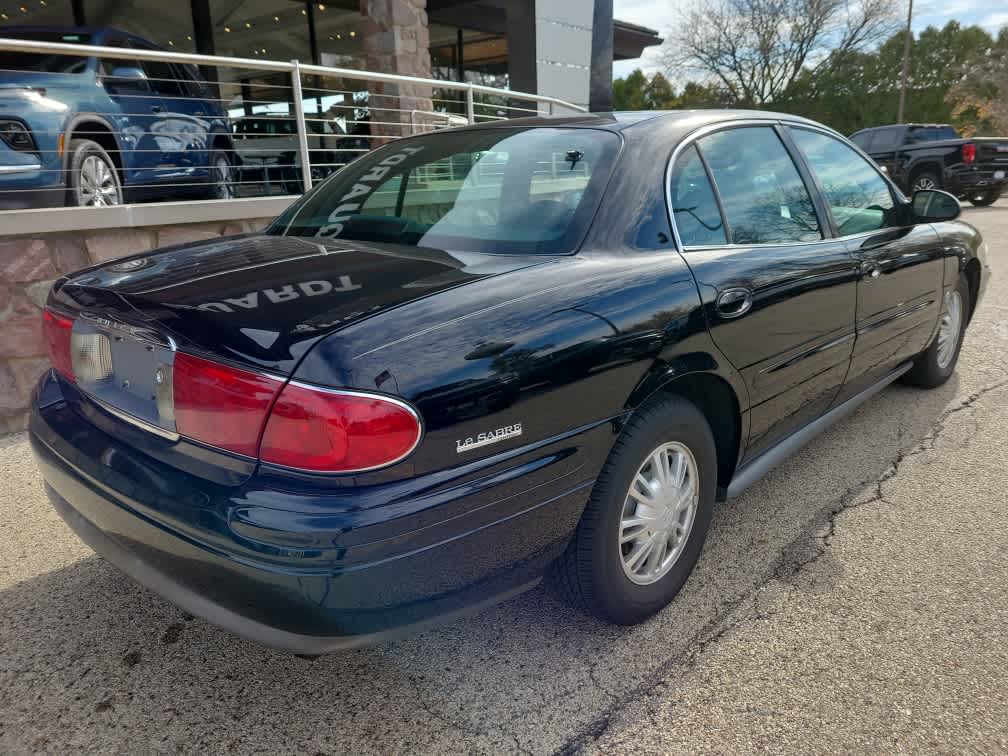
[{"left": 664, "top": 118, "right": 904, "bottom": 252}]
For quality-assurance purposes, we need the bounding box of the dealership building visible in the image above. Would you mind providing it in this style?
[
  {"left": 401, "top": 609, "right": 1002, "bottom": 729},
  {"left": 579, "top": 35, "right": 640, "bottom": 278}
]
[{"left": 1, "top": 0, "right": 661, "bottom": 109}]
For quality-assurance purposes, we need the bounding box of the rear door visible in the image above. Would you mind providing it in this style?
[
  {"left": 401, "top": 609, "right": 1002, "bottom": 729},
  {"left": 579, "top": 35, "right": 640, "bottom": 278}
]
[
  {"left": 669, "top": 124, "right": 858, "bottom": 460},
  {"left": 129, "top": 41, "right": 210, "bottom": 182},
  {"left": 787, "top": 127, "right": 944, "bottom": 400}
]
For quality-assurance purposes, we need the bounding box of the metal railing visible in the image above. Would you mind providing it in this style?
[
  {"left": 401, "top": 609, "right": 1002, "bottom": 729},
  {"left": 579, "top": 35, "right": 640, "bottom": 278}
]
[{"left": 0, "top": 36, "right": 586, "bottom": 211}]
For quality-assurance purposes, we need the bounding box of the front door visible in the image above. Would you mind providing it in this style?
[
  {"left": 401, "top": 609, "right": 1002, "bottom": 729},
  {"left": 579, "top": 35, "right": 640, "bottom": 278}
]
[
  {"left": 669, "top": 124, "right": 859, "bottom": 462},
  {"left": 97, "top": 38, "right": 171, "bottom": 190},
  {"left": 786, "top": 127, "right": 945, "bottom": 401}
]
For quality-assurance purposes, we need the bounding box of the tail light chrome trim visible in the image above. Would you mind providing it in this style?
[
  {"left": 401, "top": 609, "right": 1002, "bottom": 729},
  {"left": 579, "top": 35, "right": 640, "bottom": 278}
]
[{"left": 263, "top": 383, "right": 425, "bottom": 474}]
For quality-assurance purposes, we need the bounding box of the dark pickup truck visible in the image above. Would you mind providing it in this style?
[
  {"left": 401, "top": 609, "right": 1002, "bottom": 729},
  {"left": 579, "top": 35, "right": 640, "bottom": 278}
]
[{"left": 850, "top": 123, "right": 1008, "bottom": 206}]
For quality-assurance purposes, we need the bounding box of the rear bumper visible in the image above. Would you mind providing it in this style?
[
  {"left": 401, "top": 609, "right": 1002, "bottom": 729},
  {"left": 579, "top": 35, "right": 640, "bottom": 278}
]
[
  {"left": 946, "top": 166, "right": 1007, "bottom": 196},
  {"left": 30, "top": 371, "right": 603, "bottom": 653}
]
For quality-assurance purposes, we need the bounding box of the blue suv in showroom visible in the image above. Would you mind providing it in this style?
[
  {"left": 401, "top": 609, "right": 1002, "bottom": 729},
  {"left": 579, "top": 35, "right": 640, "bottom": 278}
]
[{"left": 0, "top": 27, "right": 236, "bottom": 208}]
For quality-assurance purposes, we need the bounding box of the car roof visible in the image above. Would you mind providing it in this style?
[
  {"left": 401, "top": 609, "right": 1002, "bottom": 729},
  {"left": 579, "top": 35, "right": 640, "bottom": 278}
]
[{"left": 450, "top": 109, "right": 829, "bottom": 135}]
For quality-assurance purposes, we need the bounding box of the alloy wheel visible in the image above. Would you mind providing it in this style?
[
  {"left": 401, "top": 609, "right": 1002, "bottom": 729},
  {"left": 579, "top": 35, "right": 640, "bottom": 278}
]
[
  {"left": 936, "top": 288, "right": 963, "bottom": 369},
  {"left": 78, "top": 155, "right": 120, "bottom": 207},
  {"left": 214, "top": 156, "right": 235, "bottom": 199},
  {"left": 619, "top": 441, "right": 699, "bottom": 585},
  {"left": 913, "top": 175, "right": 937, "bottom": 191}
]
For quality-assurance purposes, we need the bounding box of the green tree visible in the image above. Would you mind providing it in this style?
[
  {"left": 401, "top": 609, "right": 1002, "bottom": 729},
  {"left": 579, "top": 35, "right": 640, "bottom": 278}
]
[
  {"left": 612, "top": 69, "right": 649, "bottom": 110},
  {"left": 782, "top": 21, "right": 1000, "bottom": 134}
]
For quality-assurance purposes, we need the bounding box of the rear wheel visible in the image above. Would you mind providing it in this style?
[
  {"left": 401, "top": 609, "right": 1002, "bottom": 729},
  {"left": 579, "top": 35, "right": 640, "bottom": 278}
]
[
  {"left": 911, "top": 170, "right": 941, "bottom": 193},
  {"left": 67, "top": 139, "right": 122, "bottom": 207},
  {"left": 209, "top": 150, "right": 235, "bottom": 200},
  {"left": 903, "top": 273, "right": 970, "bottom": 388},
  {"left": 969, "top": 189, "right": 999, "bottom": 207},
  {"left": 552, "top": 396, "right": 717, "bottom": 624}
]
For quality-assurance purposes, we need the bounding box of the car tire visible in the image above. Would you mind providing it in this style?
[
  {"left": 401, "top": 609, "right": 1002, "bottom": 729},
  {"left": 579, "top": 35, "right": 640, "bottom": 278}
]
[
  {"left": 903, "top": 273, "right": 970, "bottom": 389},
  {"left": 552, "top": 395, "right": 717, "bottom": 625},
  {"left": 66, "top": 139, "right": 122, "bottom": 207},
  {"left": 911, "top": 170, "right": 942, "bottom": 193},
  {"left": 969, "top": 189, "right": 999, "bottom": 207},
  {"left": 209, "top": 150, "right": 235, "bottom": 200}
]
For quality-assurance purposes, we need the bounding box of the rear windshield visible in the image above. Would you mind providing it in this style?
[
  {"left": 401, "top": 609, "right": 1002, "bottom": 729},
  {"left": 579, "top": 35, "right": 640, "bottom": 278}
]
[
  {"left": 908, "top": 126, "right": 959, "bottom": 142},
  {"left": 267, "top": 127, "right": 621, "bottom": 255},
  {"left": 0, "top": 32, "right": 91, "bottom": 74}
]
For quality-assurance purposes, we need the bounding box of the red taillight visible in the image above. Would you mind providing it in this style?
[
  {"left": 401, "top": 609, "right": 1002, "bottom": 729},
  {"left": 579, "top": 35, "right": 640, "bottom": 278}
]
[
  {"left": 963, "top": 143, "right": 976, "bottom": 164},
  {"left": 173, "top": 352, "right": 282, "bottom": 457},
  {"left": 260, "top": 384, "right": 422, "bottom": 472},
  {"left": 42, "top": 308, "right": 75, "bottom": 381}
]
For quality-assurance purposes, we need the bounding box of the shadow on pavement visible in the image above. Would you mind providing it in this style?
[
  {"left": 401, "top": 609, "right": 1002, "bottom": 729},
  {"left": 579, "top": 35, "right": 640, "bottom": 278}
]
[{"left": 0, "top": 379, "right": 956, "bottom": 754}]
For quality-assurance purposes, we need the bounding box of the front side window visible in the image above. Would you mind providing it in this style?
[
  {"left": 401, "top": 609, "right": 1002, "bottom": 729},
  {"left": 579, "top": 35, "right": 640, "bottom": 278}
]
[
  {"left": 668, "top": 145, "right": 726, "bottom": 246},
  {"left": 850, "top": 131, "right": 872, "bottom": 150},
  {"left": 268, "top": 127, "right": 620, "bottom": 255},
  {"left": 697, "top": 127, "right": 822, "bottom": 245},
  {"left": 789, "top": 127, "right": 898, "bottom": 236},
  {"left": 870, "top": 126, "right": 904, "bottom": 151}
]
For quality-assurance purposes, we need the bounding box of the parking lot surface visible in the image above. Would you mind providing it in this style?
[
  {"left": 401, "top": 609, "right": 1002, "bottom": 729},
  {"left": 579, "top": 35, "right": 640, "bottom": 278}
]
[{"left": 1, "top": 206, "right": 1005, "bottom": 755}]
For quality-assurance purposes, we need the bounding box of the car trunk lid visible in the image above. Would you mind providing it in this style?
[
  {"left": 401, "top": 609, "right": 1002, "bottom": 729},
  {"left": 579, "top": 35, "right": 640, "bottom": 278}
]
[{"left": 49, "top": 233, "right": 548, "bottom": 451}]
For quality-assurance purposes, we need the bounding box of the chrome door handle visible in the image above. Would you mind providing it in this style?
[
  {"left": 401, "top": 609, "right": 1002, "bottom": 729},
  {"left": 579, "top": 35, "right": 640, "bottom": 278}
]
[
  {"left": 150, "top": 105, "right": 164, "bottom": 113},
  {"left": 716, "top": 288, "right": 753, "bottom": 318},
  {"left": 861, "top": 263, "right": 881, "bottom": 280}
]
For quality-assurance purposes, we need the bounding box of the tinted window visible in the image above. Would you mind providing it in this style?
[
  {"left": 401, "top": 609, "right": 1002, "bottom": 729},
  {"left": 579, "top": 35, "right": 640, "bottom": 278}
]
[
  {"left": 908, "top": 126, "right": 959, "bottom": 142},
  {"left": 176, "top": 64, "right": 208, "bottom": 99},
  {"left": 0, "top": 32, "right": 90, "bottom": 73},
  {"left": 236, "top": 119, "right": 296, "bottom": 136},
  {"left": 697, "top": 127, "right": 822, "bottom": 244},
  {"left": 870, "top": 126, "right": 904, "bottom": 151},
  {"left": 668, "top": 145, "right": 726, "bottom": 247},
  {"left": 850, "top": 132, "right": 872, "bottom": 150},
  {"left": 268, "top": 127, "right": 620, "bottom": 255},
  {"left": 790, "top": 128, "right": 897, "bottom": 236}
]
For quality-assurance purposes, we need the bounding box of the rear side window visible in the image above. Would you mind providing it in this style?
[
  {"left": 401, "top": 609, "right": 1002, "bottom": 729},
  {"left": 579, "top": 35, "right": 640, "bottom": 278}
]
[
  {"left": 668, "top": 145, "right": 726, "bottom": 247},
  {"left": 908, "top": 126, "right": 958, "bottom": 142},
  {"left": 789, "top": 128, "right": 897, "bottom": 236},
  {"left": 697, "top": 127, "right": 822, "bottom": 244}
]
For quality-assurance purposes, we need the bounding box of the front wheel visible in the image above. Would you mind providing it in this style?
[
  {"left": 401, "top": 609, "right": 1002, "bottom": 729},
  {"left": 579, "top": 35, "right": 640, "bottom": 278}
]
[
  {"left": 969, "top": 189, "right": 1000, "bottom": 207},
  {"left": 552, "top": 396, "right": 717, "bottom": 624},
  {"left": 67, "top": 139, "right": 122, "bottom": 207},
  {"left": 903, "top": 273, "right": 970, "bottom": 388}
]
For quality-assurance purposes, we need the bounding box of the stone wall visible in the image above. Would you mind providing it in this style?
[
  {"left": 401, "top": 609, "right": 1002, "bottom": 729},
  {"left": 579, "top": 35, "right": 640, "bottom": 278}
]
[
  {"left": 0, "top": 217, "right": 273, "bottom": 434},
  {"left": 361, "top": 0, "right": 433, "bottom": 141}
]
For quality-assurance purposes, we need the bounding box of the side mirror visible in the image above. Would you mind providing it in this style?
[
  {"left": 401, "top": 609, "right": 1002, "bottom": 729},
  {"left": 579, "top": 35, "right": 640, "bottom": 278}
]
[
  {"left": 107, "top": 66, "right": 148, "bottom": 85},
  {"left": 911, "top": 189, "right": 960, "bottom": 222}
]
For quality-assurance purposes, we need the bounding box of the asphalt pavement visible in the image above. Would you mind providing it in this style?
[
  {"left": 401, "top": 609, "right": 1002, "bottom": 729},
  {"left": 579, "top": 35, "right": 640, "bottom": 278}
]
[{"left": 1, "top": 205, "right": 1005, "bottom": 755}]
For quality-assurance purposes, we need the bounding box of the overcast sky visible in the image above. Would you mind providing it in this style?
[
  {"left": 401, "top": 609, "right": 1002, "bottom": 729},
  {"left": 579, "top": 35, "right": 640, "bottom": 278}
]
[{"left": 613, "top": 0, "right": 1008, "bottom": 78}]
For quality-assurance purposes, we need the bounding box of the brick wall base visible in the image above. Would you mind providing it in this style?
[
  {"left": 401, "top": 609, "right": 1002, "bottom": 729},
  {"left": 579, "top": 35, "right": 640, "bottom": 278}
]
[{"left": 0, "top": 217, "right": 273, "bottom": 433}]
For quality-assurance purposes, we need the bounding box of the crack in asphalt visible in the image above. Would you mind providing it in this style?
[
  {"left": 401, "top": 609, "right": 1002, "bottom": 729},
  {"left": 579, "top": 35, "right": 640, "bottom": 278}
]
[
  {"left": 404, "top": 673, "right": 534, "bottom": 756},
  {"left": 550, "top": 374, "right": 1008, "bottom": 756}
]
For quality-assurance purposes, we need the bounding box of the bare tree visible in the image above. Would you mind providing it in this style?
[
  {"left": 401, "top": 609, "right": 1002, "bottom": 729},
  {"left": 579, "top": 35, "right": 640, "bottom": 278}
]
[{"left": 664, "top": 0, "right": 899, "bottom": 106}]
